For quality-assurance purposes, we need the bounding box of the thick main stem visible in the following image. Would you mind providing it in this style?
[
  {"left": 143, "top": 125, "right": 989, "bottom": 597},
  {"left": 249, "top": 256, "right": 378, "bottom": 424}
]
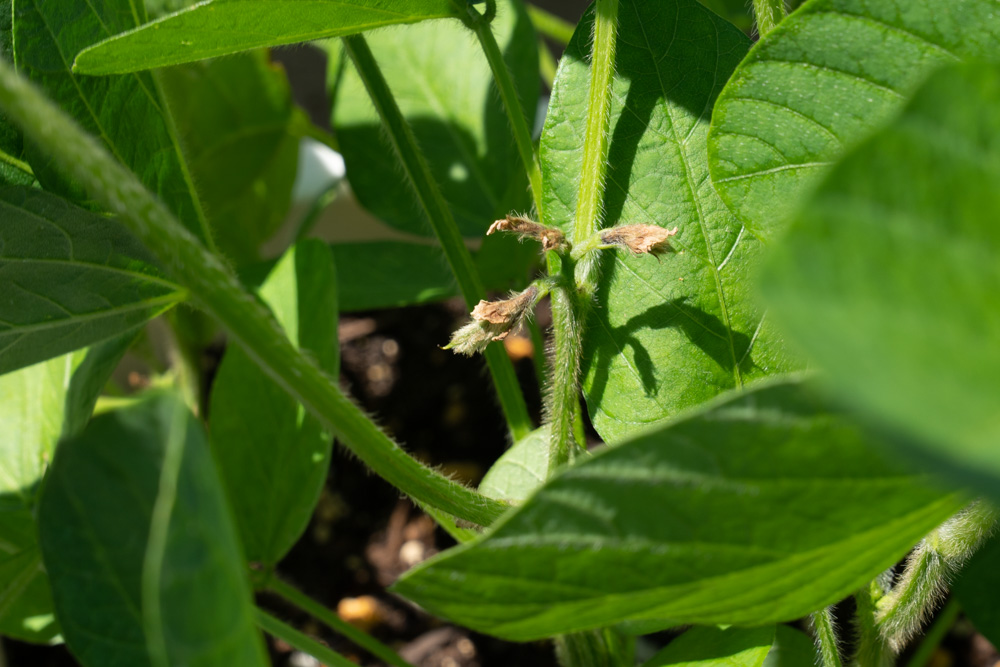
[
  {"left": 877, "top": 500, "right": 998, "bottom": 652},
  {"left": 0, "top": 57, "right": 507, "bottom": 528},
  {"left": 464, "top": 3, "right": 544, "bottom": 216},
  {"left": 752, "top": 0, "right": 787, "bottom": 37},
  {"left": 342, "top": 35, "right": 532, "bottom": 442}
]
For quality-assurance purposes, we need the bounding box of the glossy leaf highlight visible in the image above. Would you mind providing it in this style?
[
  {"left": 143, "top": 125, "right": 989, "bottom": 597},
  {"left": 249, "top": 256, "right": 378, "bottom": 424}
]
[{"left": 707, "top": 0, "right": 1000, "bottom": 240}]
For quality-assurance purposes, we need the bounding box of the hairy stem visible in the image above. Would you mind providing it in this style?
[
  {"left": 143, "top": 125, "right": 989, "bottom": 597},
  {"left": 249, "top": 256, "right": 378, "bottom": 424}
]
[
  {"left": 877, "top": 500, "right": 998, "bottom": 652},
  {"left": 852, "top": 578, "right": 892, "bottom": 667},
  {"left": 810, "top": 606, "right": 844, "bottom": 667},
  {"left": 255, "top": 609, "right": 356, "bottom": 667},
  {"left": 464, "top": 2, "right": 544, "bottom": 216},
  {"left": 267, "top": 577, "right": 416, "bottom": 667},
  {"left": 527, "top": 4, "right": 576, "bottom": 45},
  {"left": 342, "top": 35, "right": 532, "bottom": 442},
  {"left": 0, "top": 57, "right": 507, "bottom": 528},
  {"left": 546, "top": 260, "right": 582, "bottom": 473},
  {"left": 572, "top": 0, "right": 619, "bottom": 293},
  {"left": 752, "top": 0, "right": 787, "bottom": 37}
]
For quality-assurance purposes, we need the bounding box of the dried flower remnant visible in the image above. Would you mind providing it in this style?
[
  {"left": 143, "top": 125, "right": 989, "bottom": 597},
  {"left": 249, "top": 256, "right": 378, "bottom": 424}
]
[
  {"left": 600, "top": 224, "right": 678, "bottom": 256},
  {"left": 488, "top": 215, "right": 567, "bottom": 252},
  {"left": 446, "top": 286, "right": 540, "bottom": 356}
]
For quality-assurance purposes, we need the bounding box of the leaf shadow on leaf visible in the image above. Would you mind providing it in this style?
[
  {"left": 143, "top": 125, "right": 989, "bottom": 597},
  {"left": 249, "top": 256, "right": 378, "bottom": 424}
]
[
  {"left": 583, "top": 288, "right": 754, "bottom": 412},
  {"left": 601, "top": 58, "right": 708, "bottom": 229}
]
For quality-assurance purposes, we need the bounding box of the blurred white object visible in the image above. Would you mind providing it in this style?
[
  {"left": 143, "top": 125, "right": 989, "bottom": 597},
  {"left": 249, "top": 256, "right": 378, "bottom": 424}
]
[{"left": 291, "top": 137, "right": 346, "bottom": 204}]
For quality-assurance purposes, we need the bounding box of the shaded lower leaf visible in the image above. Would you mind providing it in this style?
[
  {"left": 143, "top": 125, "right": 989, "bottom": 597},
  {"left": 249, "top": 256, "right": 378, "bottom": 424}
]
[
  {"left": 209, "top": 240, "right": 337, "bottom": 566},
  {"left": 394, "top": 378, "right": 962, "bottom": 641},
  {"left": 763, "top": 626, "right": 816, "bottom": 667},
  {"left": 0, "top": 336, "right": 131, "bottom": 643},
  {"left": 953, "top": 532, "right": 1000, "bottom": 648},
  {"left": 540, "top": 0, "right": 796, "bottom": 444},
  {"left": 642, "top": 626, "right": 774, "bottom": 667},
  {"left": 159, "top": 51, "right": 301, "bottom": 264},
  {"left": 331, "top": 0, "right": 537, "bottom": 238},
  {"left": 37, "top": 392, "right": 267, "bottom": 667},
  {"left": 0, "top": 187, "right": 182, "bottom": 375},
  {"left": 14, "top": 0, "right": 212, "bottom": 243},
  {"left": 707, "top": 0, "right": 1000, "bottom": 240},
  {"left": 763, "top": 63, "right": 1000, "bottom": 496}
]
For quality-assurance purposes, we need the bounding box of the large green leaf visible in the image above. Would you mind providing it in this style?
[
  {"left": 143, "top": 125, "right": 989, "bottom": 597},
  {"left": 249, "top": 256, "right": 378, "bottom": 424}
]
[
  {"left": 158, "top": 51, "right": 301, "bottom": 264},
  {"left": 13, "top": 0, "right": 210, "bottom": 242},
  {"left": 37, "top": 391, "right": 268, "bottom": 667},
  {"left": 763, "top": 63, "right": 1000, "bottom": 495},
  {"left": 763, "top": 626, "right": 815, "bottom": 667},
  {"left": 539, "top": 0, "right": 795, "bottom": 443},
  {"left": 0, "top": 187, "right": 182, "bottom": 375},
  {"left": 707, "top": 0, "right": 1000, "bottom": 241},
  {"left": 0, "top": 337, "right": 133, "bottom": 643},
  {"left": 73, "top": 0, "right": 462, "bottom": 75},
  {"left": 642, "top": 626, "right": 774, "bottom": 667},
  {"left": 331, "top": 0, "right": 537, "bottom": 238},
  {"left": 209, "top": 240, "right": 337, "bottom": 566},
  {"left": 393, "top": 379, "right": 962, "bottom": 641}
]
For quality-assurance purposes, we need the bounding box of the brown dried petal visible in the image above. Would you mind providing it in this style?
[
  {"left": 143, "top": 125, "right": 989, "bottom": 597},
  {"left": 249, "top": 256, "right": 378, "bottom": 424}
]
[
  {"left": 487, "top": 215, "right": 566, "bottom": 251},
  {"left": 471, "top": 286, "right": 538, "bottom": 325},
  {"left": 600, "top": 224, "right": 678, "bottom": 255}
]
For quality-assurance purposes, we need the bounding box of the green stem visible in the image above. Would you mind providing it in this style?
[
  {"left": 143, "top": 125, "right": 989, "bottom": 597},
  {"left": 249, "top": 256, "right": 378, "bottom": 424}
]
[
  {"left": 255, "top": 609, "right": 356, "bottom": 667},
  {"left": 906, "top": 599, "right": 960, "bottom": 667},
  {"left": 546, "top": 0, "right": 619, "bottom": 477},
  {"left": 0, "top": 147, "right": 33, "bottom": 177},
  {"left": 464, "top": 2, "right": 544, "bottom": 216},
  {"left": 877, "top": 500, "right": 998, "bottom": 652},
  {"left": 293, "top": 182, "right": 339, "bottom": 243},
  {"left": 752, "top": 0, "right": 787, "bottom": 37},
  {"left": 527, "top": 4, "right": 576, "bottom": 45},
  {"left": 0, "top": 57, "right": 507, "bottom": 528},
  {"left": 267, "top": 577, "right": 416, "bottom": 667},
  {"left": 810, "top": 607, "right": 844, "bottom": 667},
  {"left": 342, "top": 35, "right": 532, "bottom": 442},
  {"left": 573, "top": 0, "right": 619, "bottom": 293},
  {"left": 852, "top": 578, "right": 892, "bottom": 667},
  {"left": 538, "top": 40, "right": 557, "bottom": 88}
]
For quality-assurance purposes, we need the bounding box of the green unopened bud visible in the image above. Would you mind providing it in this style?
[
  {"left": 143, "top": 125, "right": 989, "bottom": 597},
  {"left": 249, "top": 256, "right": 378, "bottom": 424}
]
[
  {"left": 445, "top": 286, "right": 539, "bottom": 356},
  {"left": 600, "top": 224, "right": 678, "bottom": 256}
]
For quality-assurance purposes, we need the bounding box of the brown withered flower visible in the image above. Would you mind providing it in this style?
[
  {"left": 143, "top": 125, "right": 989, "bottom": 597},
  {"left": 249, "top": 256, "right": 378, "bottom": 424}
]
[
  {"left": 600, "top": 224, "right": 678, "bottom": 256},
  {"left": 487, "top": 215, "right": 567, "bottom": 252},
  {"left": 446, "top": 286, "right": 539, "bottom": 356}
]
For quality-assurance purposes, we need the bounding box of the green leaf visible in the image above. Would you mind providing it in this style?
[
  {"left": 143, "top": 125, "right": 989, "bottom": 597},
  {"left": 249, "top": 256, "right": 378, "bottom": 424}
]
[
  {"left": 158, "top": 51, "right": 301, "bottom": 264},
  {"left": 393, "top": 378, "right": 962, "bottom": 641},
  {"left": 0, "top": 2, "right": 33, "bottom": 188},
  {"left": 73, "top": 0, "right": 463, "bottom": 75},
  {"left": 641, "top": 626, "right": 774, "bottom": 667},
  {"left": 952, "top": 532, "right": 1000, "bottom": 648},
  {"left": 707, "top": 0, "right": 1000, "bottom": 241},
  {"left": 763, "top": 63, "right": 1000, "bottom": 495},
  {"left": 331, "top": 0, "right": 538, "bottom": 238},
  {"left": 0, "top": 337, "right": 133, "bottom": 643},
  {"left": 539, "top": 0, "right": 796, "bottom": 443},
  {"left": 209, "top": 240, "right": 337, "bottom": 566},
  {"left": 0, "top": 187, "right": 183, "bottom": 375},
  {"left": 13, "top": 0, "right": 211, "bottom": 242},
  {"left": 479, "top": 425, "right": 550, "bottom": 503},
  {"left": 37, "top": 391, "right": 268, "bottom": 667},
  {"left": 763, "top": 626, "right": 816, "bottom": 667}
]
